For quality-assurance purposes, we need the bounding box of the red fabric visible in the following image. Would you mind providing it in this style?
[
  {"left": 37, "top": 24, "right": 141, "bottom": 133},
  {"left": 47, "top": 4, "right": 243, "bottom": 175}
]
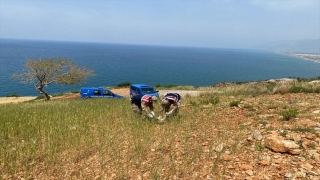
[
  {"left": 141, "top": 95, "right": 152, "bottom": 105},
  {"left": 164, "top": 95, "right": 176, "bottom": 104}
]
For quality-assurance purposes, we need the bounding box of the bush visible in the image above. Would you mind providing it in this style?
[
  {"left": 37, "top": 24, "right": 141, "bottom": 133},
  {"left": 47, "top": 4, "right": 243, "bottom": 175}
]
[
  {"left": 164, "top": 84, "right": 178, "bottom": 88},
  {"left": 279, "top": 108, "right": 298, "bottom": 120},
  {"left": 70, "top": 90, "right": 80, "bottom": 94},
  {"left": 229, "top": 100, "right": 241, "bottom": 107},
  {"left": 115, "top": 82, "right": 131, "bottom": 88},
  {"left": 6, "top": 94, "right": 19, "bottom": 97},
  {"left": 289, "top": 84, "right": 312, "bottom": 93}
]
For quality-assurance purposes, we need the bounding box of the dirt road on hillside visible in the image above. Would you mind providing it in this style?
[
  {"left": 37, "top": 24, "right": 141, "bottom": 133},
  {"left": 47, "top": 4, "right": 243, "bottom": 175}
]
[{"left": 0, "top": 88, "right": 200, "bottom": 104}]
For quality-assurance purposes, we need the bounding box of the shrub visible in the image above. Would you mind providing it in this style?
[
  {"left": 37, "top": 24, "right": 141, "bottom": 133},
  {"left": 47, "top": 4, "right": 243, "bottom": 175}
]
[
  {"left": 6, "top": 94, "right": 19, "bottom": 97},
  {"left": 279, "top": 108, "right": 298, "bottom": 120},
  {"left": 272, "top": 84, "right": 290, "bottom": 94},
  {"left": 70, "top": 90, "right": 80, "bottom": 94},
  {"left": 115, "top": 82, "right": 131, "bottom": 88},
  {"left": 289, "top": 84, "right": 312, "bottom": 93},
  {"left": 266, "top": 82, "right": 276, "bottom": 92},
  {"left": 164, "top": 84, "right": 178, "bottom": 88},
  {"left": 229, "top": 100, "right": 241, "bottom": 107}
]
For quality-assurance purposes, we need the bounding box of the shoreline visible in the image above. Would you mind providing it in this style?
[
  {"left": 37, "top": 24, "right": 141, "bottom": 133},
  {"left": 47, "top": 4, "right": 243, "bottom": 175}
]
[{"left": 281, "top": 52, "right": 320, "bottom": 63}]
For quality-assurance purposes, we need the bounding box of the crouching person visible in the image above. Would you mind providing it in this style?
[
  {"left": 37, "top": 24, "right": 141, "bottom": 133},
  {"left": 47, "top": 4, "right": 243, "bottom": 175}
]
[
  {"left": 131, "top": 94, "right": 158, "bottom": 118},
  {"left": 157, "top": 93, "right": 181, "bottom": 122}
]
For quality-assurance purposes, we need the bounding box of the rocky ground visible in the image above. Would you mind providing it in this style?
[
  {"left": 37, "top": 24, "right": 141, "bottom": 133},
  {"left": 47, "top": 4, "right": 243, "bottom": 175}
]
[{"left": 216, "top": 93, "right": 320, "bottom": 180}]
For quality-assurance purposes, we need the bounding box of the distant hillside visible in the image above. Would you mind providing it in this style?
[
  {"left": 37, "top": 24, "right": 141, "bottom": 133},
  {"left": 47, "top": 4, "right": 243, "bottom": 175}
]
[{"left": 258, "top": 39, "right": 320, "bottom": 53}]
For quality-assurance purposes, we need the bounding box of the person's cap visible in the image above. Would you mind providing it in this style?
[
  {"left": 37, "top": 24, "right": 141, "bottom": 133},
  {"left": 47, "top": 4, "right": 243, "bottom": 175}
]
[
  {"left": 151, "top": 96, "right": 158, "bottom": 102},
  {"left": 161, "top": 99, "right": 169, "bottom": 106}
]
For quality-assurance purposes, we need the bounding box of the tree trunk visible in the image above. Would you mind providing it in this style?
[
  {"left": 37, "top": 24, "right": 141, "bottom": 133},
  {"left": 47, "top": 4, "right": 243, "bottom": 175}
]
[{"left": 36, "top": 87, "right": 50, "bottom": 100}]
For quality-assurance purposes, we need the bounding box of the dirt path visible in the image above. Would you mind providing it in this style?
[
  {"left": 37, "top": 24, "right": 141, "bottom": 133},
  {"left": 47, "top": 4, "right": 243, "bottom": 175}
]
[
  {"left": 0, "top": 88, "right": 200, "bottom": 104},
  {"left": 0, "top": 97, "right": 37, "bottom": 104}
]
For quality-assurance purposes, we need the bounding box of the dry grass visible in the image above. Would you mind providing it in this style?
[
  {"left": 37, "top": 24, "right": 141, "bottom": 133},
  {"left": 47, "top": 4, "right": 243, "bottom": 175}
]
[{"left": 1, "top": 83, "right": 320, "bottom": 179}]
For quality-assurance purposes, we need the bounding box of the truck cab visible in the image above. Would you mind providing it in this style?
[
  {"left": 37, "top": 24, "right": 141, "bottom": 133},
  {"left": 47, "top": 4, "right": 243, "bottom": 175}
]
[
  {"left": 130, "top": 84, "right": 159, "bottom": 98},
  {"left": 80, "top": 87, "right": 124, "bottom": 99}
]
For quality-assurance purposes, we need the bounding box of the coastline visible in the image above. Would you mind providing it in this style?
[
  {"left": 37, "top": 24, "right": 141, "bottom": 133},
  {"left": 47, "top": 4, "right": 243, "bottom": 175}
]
[{"left": 281, "top": 52, "right": 320, "bottom": 63}]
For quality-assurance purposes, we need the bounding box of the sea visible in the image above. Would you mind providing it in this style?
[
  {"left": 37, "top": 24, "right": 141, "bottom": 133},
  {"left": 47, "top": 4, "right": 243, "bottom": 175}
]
[{"left": 0, "top": 39, "right": 319, "bottom": 97}]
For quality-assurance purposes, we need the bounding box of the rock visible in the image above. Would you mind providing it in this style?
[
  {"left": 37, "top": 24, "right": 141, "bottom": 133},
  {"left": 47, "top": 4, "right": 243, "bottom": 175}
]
[
  {"left": 306, "top": 133, "right": 317, "bottom": 140},
  {"left": 312, "top": 110, "right": 320, "bottom": 114},
  {"left": 307, "top": 170, "right": 318, "bottom": 176},
  {"left": 240, "top": 164, "right": 253, "bottom": 171},
  {"left": 252, "top": 130, "right": 263, "bottom": 140},
  {"left": 223, "top": 154, "right": 231, "bottom": 161},
  {"left": 300, "top": 162, "right": 313, "bottom": 171},
  {"left": 272, "top": 157, "right": 282, "bottom": 164},
  {"left": 284, "top": 172, "right": 292, "bottom": 179},
  {"left": 245, "top": 170, "right": 254, "bottom": 176},
  {"left": 258, "top": 160, "right": 270, "bottom": 166},
  {"left": 215, "top": 143, "right": 224, "bottom": 153},
  {"left": 295, "top": 171, "right": 307, "bottom": 178},
  {"left": 289, "top": 149, "right": 302, "bottom": 155},
  {"left": 265, "top": 135, "right": 301, "bottom": 155}
]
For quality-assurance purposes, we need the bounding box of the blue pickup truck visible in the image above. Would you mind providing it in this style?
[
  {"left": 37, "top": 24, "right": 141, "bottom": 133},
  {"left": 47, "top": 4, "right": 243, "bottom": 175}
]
[
  {"left": 80, "top": 87, "right": 124, "bottom": 99},
  {"left": 130, "top": 84, "right": 159, "bottom": 98}
]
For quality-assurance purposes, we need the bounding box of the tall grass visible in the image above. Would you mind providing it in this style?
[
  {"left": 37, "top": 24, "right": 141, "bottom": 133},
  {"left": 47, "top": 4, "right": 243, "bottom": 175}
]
[
  {"left": 1, "top": 80, "right": 319, "bottom": 179},
  {"left": 0, "top": 94, "right": 250, "bottom": 179}
]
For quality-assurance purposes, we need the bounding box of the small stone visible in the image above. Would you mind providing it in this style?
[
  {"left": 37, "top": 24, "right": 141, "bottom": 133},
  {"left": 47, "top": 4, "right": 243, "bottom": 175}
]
[
  {"left": 259, "top": 160, "right": 270, "bottom": 166},
  {"left": 312, "top": 110, "right": 320, "bottom": 114},
  {"left": 284, "top": 172, "right": 292, "bottom": 178},
  {"left": 245, "top": 170, "right": 254, "bottom": 176},
  {"left": 215, "top": 143, "right": 224, "bottom": 153},
  {"left": 295, "top": 171, "right": 306, "bottom": 178},
  {"left": 252, "top": 130, "right": 263, "bottom": 140},
  {"left": 272, "top": 158, "right": 282, "bottom": 164},
  {"left": 240, "top": 164, "right": 253, "bottom": 171},
  {"left": 306, "top": 134, "right": 317, "bottom": 140},
  {"left": 223, "top": 154, "right": 231, "bottom": 161},
  {"left": 308, "top": 171, "right": 318, "bottom": 176},
  {"left": 300, "top": 162, "right": 313, "bottom": 170}
]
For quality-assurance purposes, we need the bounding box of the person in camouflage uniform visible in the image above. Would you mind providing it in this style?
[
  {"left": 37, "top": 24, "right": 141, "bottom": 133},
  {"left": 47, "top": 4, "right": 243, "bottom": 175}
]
[
  {"left": 157, "top": 93, "right": 181, "bottom": 121},
  {"left": 131, "top": 94, "right": 158, "bottom": 118}
]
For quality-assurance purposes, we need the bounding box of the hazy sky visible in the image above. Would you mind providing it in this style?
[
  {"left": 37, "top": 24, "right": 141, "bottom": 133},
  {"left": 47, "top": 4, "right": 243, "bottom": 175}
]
[{"left": 0, "top": 0, "right": 319, "bottom": 49}]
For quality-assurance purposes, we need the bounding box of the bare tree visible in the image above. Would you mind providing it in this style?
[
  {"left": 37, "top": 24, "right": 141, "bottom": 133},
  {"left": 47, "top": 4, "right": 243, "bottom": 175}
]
[{"left": 12, "top": 57, "right": 95, "bottom": 100}]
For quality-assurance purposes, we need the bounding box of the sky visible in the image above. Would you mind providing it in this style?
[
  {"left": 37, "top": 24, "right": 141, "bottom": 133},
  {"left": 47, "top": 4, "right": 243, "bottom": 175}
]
[{"left": 0, "top": 0, "right": 319, "bottom": 49}]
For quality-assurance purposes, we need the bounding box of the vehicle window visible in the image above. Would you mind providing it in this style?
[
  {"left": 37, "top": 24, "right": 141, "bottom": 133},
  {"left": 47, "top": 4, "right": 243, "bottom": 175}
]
[
  {"left": 137, "top": 89, "right": 141, "bottom": 94},
  {"left": 141, "top": 88, "right": 155, "bottom": 93},
  {"left": 93, "top": 90, "right": 100, "bottom": 95},
  {"left": 103, "top": 90, "right": 112, "bottom": 95},
  {"left": 130, "top": 86, "right": 136, "bottom": 91}
]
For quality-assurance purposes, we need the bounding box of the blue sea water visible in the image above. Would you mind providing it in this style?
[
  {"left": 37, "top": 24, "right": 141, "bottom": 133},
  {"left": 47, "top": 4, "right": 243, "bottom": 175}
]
[{"left": 0, "top": 39, "right": 319, "bottom": 97}]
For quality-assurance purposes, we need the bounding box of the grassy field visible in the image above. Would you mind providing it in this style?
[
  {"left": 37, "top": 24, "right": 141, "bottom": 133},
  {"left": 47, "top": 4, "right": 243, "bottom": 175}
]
[{"left": 1, "top": 80, "right": 320, "bottom": 179}]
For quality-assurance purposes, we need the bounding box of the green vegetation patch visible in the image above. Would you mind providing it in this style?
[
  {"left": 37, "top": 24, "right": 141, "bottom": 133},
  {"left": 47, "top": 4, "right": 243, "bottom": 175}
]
[{"left": 279, "top": 108, "right": 298, "bottom": 120}]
